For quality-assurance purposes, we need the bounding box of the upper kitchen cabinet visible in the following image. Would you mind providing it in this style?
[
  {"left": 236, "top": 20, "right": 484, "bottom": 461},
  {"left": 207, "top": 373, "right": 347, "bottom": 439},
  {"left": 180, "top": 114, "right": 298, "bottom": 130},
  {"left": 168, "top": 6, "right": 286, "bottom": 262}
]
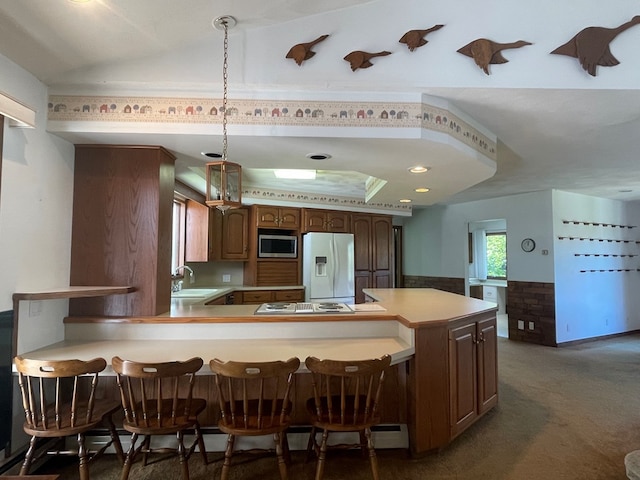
[
  {"left": 255, "top": 206, "right": 300, "bottom": 229},
  {"left": 302, "top": 209, "right": 351, "bottom": 233},
  {"left": 185, "top": 199, "right": 209, "bottom": 262},
  {"left": 211, "top": 207, "right": 249, "bottom": 260},
  {"left": 185, "top": 201, "right": 249, "bottom": 261},
  {"left": 352, "top": 214, "right": 394, "bottom": 303},
  {"left": 70, "top": 145, "right": 175, "bottom": 316}
]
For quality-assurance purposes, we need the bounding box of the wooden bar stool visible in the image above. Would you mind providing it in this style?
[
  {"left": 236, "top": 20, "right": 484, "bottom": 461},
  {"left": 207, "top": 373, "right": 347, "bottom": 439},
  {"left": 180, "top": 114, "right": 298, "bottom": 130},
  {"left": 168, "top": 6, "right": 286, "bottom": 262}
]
[
  {"left": 14, "top": 356, "right": 124, "bottom": 480},
  {"left": 304, "top": 354, "right": 391, "bottom": 480},
  {"left": 112, "top": 356, "right": 208, "bottom": 480},
  {"left": 209, "top": 357, "right": 300, "bottom": 480}
]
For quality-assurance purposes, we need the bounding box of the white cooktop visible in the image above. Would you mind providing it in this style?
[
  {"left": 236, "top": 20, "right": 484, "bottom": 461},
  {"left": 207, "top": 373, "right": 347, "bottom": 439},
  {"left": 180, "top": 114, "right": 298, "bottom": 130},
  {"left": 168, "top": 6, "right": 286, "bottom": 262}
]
[{"left": 254, "top": 302, "right": 353, "bottom": 315}]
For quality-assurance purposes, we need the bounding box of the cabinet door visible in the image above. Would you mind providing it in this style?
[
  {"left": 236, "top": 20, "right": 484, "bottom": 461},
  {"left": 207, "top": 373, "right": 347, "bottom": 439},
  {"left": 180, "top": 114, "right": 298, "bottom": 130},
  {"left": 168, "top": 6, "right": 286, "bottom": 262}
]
[
  {"left": 278, "top": 207, "right": 300, "bottom": 228},
  {"left": 449, "top": 322, "right": 478, "bottom": 437},
  {"left": 219, "top": 208, "right": 249, "bottom": 260},
  {"left": 354, "top": 271, "right": 372, "bottom": 304},
  {"left": 302, "top": 209, "right": 327, "bottom": 232},
  {"left": 256, "top": 206, "right": 280, "bottom": 228},
  {"left": 477, "top": 318, "right": 498, "bottom": 414},
  {"left": 327, "top": 211, "right": 350, "bottom": 233},
  {"left": 352, "top": 215, "right": 372, "bottom": 272},
  {"left": 372, "top": 216, "right": 392, "bottom": 272},
  {"left": 185, "top": 200, "right": 210, "bottom": 262}
]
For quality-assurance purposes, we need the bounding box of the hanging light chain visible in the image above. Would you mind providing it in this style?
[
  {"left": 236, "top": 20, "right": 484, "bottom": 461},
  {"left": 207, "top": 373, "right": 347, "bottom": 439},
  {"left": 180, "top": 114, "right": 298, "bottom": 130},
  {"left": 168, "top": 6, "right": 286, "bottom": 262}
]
[{"left": 221, "top": 17, "right": 229, "bottom": 162}]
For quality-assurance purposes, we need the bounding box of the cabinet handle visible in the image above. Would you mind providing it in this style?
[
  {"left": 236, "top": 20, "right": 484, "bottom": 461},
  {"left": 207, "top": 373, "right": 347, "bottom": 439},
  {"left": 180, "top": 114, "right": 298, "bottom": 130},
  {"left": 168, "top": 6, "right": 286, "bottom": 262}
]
[
  {"left": 479, "top": 332, "right": 485, "bottom": 343},
  {"left": 472, "top": 334, "right": 478, "bottom": 344}
]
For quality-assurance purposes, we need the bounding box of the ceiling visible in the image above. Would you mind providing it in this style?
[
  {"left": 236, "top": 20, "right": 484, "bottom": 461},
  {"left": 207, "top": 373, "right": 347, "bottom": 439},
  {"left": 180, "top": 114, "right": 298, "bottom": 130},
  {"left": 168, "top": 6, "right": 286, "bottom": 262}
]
[{"left": 3, "top": 0, "right": 640, "bottom": 208}]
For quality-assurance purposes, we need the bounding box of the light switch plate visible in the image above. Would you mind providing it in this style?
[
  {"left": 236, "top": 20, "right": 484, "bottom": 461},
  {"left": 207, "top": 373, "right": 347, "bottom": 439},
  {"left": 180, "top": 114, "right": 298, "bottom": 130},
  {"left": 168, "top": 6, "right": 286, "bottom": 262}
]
[{"left": 222, "top": 274, "right": 231, "bottom": 283}]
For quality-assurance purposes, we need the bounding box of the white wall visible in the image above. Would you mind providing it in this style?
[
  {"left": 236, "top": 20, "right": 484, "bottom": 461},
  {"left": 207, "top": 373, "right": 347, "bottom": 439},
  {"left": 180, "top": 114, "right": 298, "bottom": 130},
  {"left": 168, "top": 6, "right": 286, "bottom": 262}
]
[
  {"left": 0, "top": 53, "right": 75, "bottom": 353},
  {"left": 404, "top": 190, "right": 554, "bottom": 283},
  {"left": 552, "top": 191, "right": 640, "bottom": 342},
  {"left": 404, "top": 189, "right": 640, "bottom": 343}
]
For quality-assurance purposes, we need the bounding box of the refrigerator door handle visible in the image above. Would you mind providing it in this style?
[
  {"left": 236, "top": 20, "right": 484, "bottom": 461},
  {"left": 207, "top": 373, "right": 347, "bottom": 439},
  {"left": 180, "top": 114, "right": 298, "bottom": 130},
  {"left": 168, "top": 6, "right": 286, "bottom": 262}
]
[{"left": 328, "top": 236, "right": 336, "bottom": 294}]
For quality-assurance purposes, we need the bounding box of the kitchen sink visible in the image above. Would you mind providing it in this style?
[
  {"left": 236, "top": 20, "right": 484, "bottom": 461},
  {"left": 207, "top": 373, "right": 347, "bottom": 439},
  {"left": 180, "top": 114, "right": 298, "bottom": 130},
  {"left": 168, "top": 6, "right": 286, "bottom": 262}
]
[{"left": 170, "top": 288, "right": 223, "bottom": 298}]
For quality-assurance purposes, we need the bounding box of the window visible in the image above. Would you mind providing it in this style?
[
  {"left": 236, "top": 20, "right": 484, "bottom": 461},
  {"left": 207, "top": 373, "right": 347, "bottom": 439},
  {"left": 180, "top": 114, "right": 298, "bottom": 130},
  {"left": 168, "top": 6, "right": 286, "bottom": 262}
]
[
  {"left": 171, "top": 198, "right": 186, "bottom": 273},
  {"left": 486, "top": 232, "right": 507, "bottom": 279}
]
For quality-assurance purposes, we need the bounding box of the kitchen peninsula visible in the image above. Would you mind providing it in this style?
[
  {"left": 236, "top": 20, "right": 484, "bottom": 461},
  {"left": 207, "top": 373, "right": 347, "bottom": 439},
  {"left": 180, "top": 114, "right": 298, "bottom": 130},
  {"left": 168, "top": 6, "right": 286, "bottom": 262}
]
[{"left": 17, "top": 288, "right": 498, "bottom": 455}]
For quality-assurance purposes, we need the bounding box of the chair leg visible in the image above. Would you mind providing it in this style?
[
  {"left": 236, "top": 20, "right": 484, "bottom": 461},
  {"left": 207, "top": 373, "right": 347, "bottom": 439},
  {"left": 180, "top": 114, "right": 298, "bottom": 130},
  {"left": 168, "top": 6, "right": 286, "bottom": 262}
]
[
  {"left": 194, "top": 420, "right": 208, "bottom": 465},
  {"left": 106, "top": 415, "right": 125, "bottom": 464},
  {"left": 77, "top": 432, "right": 91, "bottom": 480},
  {"left": 359, "top": 430, "right": 368, "bottom": 458},
  {"left": 282, "top": 430, "right": 292, "bottom": 465},
  {"left": 121, "top": 432, "right": 138, "bottom": 480},
  {"left": 364, "top": 428, "right": 380, "bottom": 480},
  {"left": 305, "top": 426, "right": 317, "bottom": 463},
  {"left": 274, "top": 432, "right": 288, "bottom": 480},
  {"left": 221, "top": 434, "right": 235, "bottom": 480},
  {"left": 19, "top": 435, "right": 37, "bottom": 475},
  {"left": 177, "top": 430, "right": 190, "bottom": 480},
  {"left": 315, "top": 429, "right": 329, "bottom": 480},
  {"left": 142, "top": 435, "right": 151, "bottom": 466}
]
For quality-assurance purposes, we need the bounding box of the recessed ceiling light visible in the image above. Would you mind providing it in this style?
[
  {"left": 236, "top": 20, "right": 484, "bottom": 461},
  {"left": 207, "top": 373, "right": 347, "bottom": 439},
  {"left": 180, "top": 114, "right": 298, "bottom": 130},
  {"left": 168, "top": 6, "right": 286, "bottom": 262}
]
[
  {"left": 274, "top": 169, "right": 317, "bottom": 179},
  {"left": 69, "top": 0, "right": 92, "bottom": 3},
  {"left": 619, "top": 189, "right": 633, "bottom": 193},
  {"left": 415, "top": 187, "right": 430, "bottom": 193},
  {"left": 201, "top": 152, "right": 222, "bottom": 158},
  {"left": 306, "top": 153, "right": 332, "bottom": 160},
  {"left": 399, "top": 199, "right": 412, "bottom": 203},
  {"left": 409, "top": 166, "right": 430, "bottom": 174}
]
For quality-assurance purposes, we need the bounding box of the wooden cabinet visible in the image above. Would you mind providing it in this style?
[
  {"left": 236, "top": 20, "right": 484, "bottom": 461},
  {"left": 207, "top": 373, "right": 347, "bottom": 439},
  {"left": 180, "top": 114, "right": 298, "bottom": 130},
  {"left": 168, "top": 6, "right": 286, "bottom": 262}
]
[
  {"left": 352, "top": 214, "right": 393, "bottom": 303},
  {"left": 302, "top": 209, "right": 350, "bottom": 233},
  {"left": 70, "top": 145, "right": 175, "bottom": 316},
  {"left": 448, "top": 317, "right": 498, "bottom": 439},
  {"left": 255, "top": 206, "right": 300, "bottom": 229},
  {"left": 186, "top": 204, "right": 249, "bottom": 261},
  {"left": 408, "top": 310, "right": 498, "bottom": 454},
  {"left": 185, "top": 200, "right": 210, "bottom": 262},
  {"left": 234, "top": 288, "right": 304, "bottom": 305},
  {"left": 211, "top": 207, "right": 249, "bottom": 260}
]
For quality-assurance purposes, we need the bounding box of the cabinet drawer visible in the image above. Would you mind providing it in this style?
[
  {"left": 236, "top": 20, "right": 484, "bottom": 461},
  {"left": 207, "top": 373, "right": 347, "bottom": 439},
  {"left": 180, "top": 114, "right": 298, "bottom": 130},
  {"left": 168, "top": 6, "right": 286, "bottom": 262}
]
[
  {"left": 241, "top": 291, "right": 273, "bottom": 303},
  {"left": 274, "top": 289, "right": 304, "bottom": 302}
]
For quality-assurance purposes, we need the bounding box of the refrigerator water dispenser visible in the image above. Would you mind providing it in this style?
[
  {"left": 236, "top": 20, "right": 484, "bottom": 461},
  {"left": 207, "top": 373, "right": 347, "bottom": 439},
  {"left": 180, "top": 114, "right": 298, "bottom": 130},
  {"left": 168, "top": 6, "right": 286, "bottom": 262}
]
[{"left": 315, "top": 256, "right": 327, "bottom": 276}]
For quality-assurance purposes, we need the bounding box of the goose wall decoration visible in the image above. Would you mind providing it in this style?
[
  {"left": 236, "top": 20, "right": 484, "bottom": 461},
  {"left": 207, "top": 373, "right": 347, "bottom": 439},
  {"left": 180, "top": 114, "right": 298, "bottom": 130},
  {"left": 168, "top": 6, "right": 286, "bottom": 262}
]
[
  {"left": 399, "top": 25, "right": 445, "bottom": 51},
  {"left": 457, "top": 38, "right": 532, "bottom": 75},
  {"left": 285, "top": 34, "right": 330, "bottom": 66},
  {"left": 551, "top": 15, "right": 640, "bottom": 76},
  {"left": 344, "top": 50, "right": 391, "bottom": 71}
]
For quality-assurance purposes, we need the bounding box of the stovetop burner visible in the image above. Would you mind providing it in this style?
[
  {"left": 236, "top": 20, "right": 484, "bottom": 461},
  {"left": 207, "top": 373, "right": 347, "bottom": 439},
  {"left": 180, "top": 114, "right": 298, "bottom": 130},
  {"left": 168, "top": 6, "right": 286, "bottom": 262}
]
[{"left": 254, "top": 302, "right": 354, "bottom": 315}]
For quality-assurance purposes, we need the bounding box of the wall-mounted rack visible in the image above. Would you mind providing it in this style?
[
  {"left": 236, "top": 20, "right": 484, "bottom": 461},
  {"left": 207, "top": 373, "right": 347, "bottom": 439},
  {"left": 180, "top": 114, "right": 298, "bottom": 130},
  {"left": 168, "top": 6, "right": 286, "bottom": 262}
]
[
  {"left": 579, "top": 269, "right": 640, "bottom": 273},
  {"left": 562, "top": 220, "right": 637, "bottom": 229},
  {"left": 558, "top": 236, "right": 639, "bottom": 243},
  {"left": 573, "top": 253, "right": 637, "bottom": 257}
]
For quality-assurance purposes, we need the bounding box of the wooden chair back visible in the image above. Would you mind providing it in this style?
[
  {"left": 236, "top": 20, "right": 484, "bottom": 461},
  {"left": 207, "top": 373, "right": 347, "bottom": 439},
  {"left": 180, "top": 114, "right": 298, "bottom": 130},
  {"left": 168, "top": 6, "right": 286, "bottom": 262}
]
[
  {"left": 14, "top": 356, "right": 123, "bottom": 480},
  {"left": 305, "top": 355, "right": 391, "bottom": 430},
  {"left": 209, "top": 357, "right": 300, "bottom": 434},
  {"left": 112, "top": 356, "right": 204, "bottom": 432},
  {"left": 15, "top": 356, "right": 110, "bottom": 434}
]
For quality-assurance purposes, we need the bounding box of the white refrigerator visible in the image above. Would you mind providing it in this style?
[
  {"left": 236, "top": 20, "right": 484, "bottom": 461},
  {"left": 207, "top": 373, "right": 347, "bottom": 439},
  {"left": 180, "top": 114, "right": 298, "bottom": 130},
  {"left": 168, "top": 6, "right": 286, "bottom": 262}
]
[{"left": 303, "top": 232, "right": 355, "bottom": 303}]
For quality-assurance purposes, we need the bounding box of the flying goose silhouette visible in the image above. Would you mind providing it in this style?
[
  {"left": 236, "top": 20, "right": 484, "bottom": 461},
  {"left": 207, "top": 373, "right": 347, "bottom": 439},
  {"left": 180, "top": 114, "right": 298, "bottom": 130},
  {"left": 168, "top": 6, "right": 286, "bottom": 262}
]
[
  {"left": 551, "top": 15, "right": 640, "bottom": 76},
  {"left": 343, "top": 50, "right": 391, "bottom": 71},
  {"left": 457, "top": 38, "right": 532, "bottom": 75},
  {"left": 285, "top": 34, "right": 329, "bottom": 66},
  {"left": 399, "top": 24, "right": 445, "bottom": 51}
]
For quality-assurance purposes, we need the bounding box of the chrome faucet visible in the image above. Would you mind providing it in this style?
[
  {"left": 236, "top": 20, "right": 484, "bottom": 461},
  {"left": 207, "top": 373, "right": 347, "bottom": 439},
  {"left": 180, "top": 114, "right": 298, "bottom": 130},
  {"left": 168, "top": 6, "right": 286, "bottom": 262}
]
[{"left": 173, "top": 265, "right": 195, "bottom": 284}]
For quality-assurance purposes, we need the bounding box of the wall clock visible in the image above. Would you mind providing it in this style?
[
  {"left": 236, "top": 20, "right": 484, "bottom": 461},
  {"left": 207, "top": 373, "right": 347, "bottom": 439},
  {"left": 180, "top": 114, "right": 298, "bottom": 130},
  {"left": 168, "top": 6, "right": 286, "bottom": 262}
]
[{"left": 521, "top": 238, "right": 536, "bottom": 252}]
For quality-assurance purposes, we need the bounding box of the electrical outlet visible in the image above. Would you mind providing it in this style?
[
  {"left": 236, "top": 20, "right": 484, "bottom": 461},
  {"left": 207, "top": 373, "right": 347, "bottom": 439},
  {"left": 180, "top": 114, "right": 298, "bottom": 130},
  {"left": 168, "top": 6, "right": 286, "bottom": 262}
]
[
  {"left": 517, "top": 320, "right": 524, "bottom": 330},
  {"left": 222, "top": 274, "right": 231, "bottom": 283},
  {"left": 528, "top": 321, "right": 535, "bottom": 330}
]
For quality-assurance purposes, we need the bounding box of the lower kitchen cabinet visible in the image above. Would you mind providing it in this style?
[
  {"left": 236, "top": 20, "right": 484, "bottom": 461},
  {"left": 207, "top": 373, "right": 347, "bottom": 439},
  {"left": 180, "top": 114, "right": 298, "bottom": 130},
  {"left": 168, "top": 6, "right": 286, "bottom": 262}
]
[
  {"left": 449, "top": 316, "right": 498, "bottom": 438},
  {"left": 407, "top": 310, "right": 498, "bottom": 453},
  {"left": 234, "top": 288, "right": 304, "bottom": 305}
]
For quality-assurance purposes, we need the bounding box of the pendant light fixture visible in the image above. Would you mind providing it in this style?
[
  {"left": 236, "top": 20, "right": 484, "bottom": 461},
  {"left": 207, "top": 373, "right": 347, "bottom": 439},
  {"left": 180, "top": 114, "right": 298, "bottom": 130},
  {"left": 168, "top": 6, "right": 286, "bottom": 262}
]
[{"left": 206, "top": 15, "right": 242, "bottom": 212}]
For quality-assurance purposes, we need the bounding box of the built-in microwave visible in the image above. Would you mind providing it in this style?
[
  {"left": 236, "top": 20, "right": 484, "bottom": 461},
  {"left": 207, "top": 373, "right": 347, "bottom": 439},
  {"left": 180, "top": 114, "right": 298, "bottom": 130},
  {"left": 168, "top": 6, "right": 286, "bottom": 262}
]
[{"left": 258, "top": 234, "right": 298, "bottom": 258}]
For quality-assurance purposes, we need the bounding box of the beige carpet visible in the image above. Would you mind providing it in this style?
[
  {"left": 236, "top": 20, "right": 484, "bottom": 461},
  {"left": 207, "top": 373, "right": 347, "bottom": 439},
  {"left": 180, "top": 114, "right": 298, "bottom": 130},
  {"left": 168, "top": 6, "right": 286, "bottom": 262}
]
[{"left": 27, "top": 334, "right": 640, "bottom": 479}]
